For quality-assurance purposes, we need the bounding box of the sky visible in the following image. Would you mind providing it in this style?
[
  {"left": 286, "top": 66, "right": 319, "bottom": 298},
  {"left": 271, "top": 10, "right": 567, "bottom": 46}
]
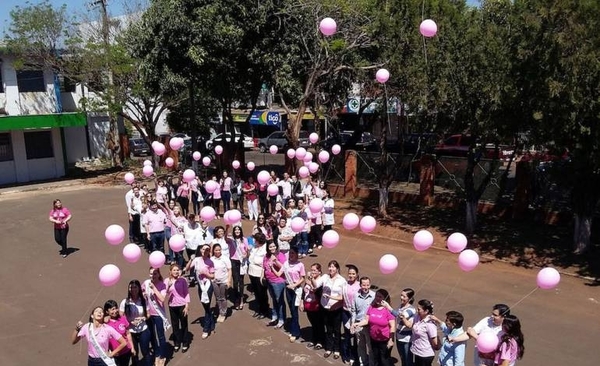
[{"left": 0, "top": 0, "right": 480, "bottom": 35}]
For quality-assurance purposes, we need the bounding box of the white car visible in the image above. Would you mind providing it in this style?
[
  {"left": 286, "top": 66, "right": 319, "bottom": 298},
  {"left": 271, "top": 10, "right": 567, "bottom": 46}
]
[{"left": 206, "top": 133, "right": 254, "bottom": 150}]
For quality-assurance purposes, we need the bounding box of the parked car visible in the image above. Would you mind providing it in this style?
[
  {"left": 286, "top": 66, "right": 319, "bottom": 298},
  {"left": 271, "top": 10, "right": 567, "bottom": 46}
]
[
  {"left": 258, "top": 131, "right": 310, "bottom": 153},
  {"left": 322, "top": 131, "right": 377, "bottom": 151},
  {"left": 206, "top": 133, "right": 254, "bottom": 150},
  {"left": 129, "top": 138, "right": 151, "bottom": 157},
  {"left": 435, "top": 134, "right": 514, "bottom": 160}
]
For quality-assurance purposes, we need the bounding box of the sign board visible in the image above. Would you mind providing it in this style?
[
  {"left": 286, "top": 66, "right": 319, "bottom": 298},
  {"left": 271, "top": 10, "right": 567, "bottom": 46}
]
[{"left": 347, "top": 98, "right": 360, "bottom": 113}]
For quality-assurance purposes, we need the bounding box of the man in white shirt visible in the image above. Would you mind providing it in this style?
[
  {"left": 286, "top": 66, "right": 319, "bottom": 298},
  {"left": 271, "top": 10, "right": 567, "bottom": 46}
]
[
  {"left": 125, "top": 182, "right": 141, "bottom": 243},
  {"left": 278, "top": 172, "right": 293, "bottom": 208}
]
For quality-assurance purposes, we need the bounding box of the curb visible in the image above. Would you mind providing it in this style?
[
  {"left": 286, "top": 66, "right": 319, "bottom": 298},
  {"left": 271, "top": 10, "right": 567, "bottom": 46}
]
[{"left": 0, "top": 179, "right": 87, "bottom": 196}]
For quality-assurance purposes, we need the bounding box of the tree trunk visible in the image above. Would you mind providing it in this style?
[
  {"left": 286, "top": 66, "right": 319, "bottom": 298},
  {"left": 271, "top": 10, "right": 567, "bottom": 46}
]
[
  {"left": 573, "top": 214, "right": 591, "bottom": 254},
  {"left": 285, "top": 104, "right": 307, "bottom": 175},
  {"left": 465, "top": 199, "right": 478, "bottom": 236},
  {"left": 378, "top": 185, "right": 389, "bottom": 217}
]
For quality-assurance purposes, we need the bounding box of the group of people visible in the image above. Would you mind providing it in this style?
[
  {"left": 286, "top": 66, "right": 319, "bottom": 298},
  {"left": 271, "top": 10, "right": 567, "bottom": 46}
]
[{"left": 123, "top": 170, "right": 335, "bottom": 262}]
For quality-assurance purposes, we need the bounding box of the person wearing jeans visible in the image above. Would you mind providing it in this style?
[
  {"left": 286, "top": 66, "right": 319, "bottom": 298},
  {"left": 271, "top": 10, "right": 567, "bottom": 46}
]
[
  {"left": 276, "top": 247, "right": 305, "bottom": 342},
  {"left": 220, "top": 171, "right": 233, "bottom": 212},
  {"left": 143, "top": 268, "right": 169, "bottom": 366},
  {"left": 187, "top": 244, "right": 216, "bottom": 339},
  {"left": 144, "top": 201, "right": 167, "bottom": 253},
  {"left": 351, "top": 277, "right": 376, "bottom": 366},
  {"left": 263, "top": 242, "right": 287, "bottom": 327},
  {"left": 211, "top": 243, "right": 231, "bottom": 323}
]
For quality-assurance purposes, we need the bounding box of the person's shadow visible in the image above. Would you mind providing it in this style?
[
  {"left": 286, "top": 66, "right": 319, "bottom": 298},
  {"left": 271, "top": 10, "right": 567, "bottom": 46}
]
[{"left": 63, "top": 248, "right": 80, "bottom": 257}]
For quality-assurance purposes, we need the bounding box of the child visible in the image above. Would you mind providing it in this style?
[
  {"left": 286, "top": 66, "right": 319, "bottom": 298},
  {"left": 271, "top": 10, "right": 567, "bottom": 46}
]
[{"left": 431, "top": 310, "right": 466, "bottom": 366}]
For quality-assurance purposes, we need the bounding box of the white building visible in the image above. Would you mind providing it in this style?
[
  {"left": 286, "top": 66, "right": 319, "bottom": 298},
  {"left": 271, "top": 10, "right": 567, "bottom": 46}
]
[{"left": 0, "top": 54, "right": 109, "bottom": 185}]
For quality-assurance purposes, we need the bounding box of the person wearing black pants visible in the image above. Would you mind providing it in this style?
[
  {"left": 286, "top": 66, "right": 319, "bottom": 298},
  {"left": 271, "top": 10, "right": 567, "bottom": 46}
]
[
  {"left": 323, "top": 307, "right": 343, "bottom": 358},
  {"left": 49, "top": 199, "right": 72, "bottom": 258},
  {"left": 165, "top": 264, "right": 190, "bottom": 353},
  {"left": 247, "top": 233, "right": 269, "bottom": 317},
  {"left": 258, "top": 184, "right": 269, "bottom": 215}
]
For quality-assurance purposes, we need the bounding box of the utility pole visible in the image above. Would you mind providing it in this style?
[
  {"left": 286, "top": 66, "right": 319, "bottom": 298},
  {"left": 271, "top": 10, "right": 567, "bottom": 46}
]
[{"left": 92, "top": 0, "right": 122, "bottom": 166}]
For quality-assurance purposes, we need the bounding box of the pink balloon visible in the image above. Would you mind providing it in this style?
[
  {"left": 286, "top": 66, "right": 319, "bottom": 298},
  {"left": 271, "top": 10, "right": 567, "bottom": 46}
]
[
  {"left": 322, "top": 230, "right": 340, "bottom": 249},
  {"left": 303, "top": 160, "right": 312, "bottom": 167},
  {"left": 291, "top": 217, "right": 305, "bottom": 233},
  {"left": 223, "top": 211, "right": 233, "bottom": 225},
  {"left": 232, "top": 160, "right": 240, "bottom": 169},
  {"left": 477, "top": 331, "right": 499, "bottom": 353},
  {"left": 200, "top": 206, "right": 216, "bottom": 222},
  {"left": 319, "top": 17, "right": 337, "bottom": 36},
  {"left": 122, "top": 243, "right": 141, "bottom": 263},
  {"left": 360, "top": 215, "right": 377, "bottom": 233},
  {"left": 267, "top": 183, "right": 279, "bottom": 196},
  {"left": 342, "top": 213, "right": 360, "bottom": 230},
  {"left": 202, "top": 157, "right": 211, "bottom": 167},
  {"left": 98, "top": 264, "right": 121, "bottom": 286},
  {"left": 458, "top": 249, "right": 479, "bottom": 272},
  {"left": 413, "top": 230, "right": 434, "bottom": 251},
  {"left": 205, "top": 180, "right": 218, "bottom": 194},
  {"left": 376, "top": 68, "right": 390, "bottom": 84},
  {"left": 143, "top": 159, "right": 152, "bottom": 166},
  {"left": 309, "top": 162, "right": 319, "bottom": 174},
  {"left": 298, "top": 166, "right": 310, "bottom": 178},
  {"left": 153, "top": 143, "right": 166, "bottom": 156},
  {"left": 182, "top": 169, "right": 196, "bottom": 182},
  {"left": 447, "top": 232, "right": 468, "bottom": 253},
  {"left": 379, "top": 254, "right": 399, "bottom": 274},
  {"left": 152, "top": 141, "right": 159, "bottom": 148},
  {"left": 309, "top": 132, "right": 319, "bottom": 144},
  {"left": 215, "top": 145, "right": 223, "bottom": 155},
  {"left": 295, "top": 147, "right": 307, "bottom": 160},
  {"left": 105, "top": 224, "right": 125, "bottom": 245},
  {"left": 318, "top": 150, "right": 330, "bottom": 163},
  {"left": 192, "top": 151, "right": 201, "bottom": 161},
  {"left": 257, "top": 170, "right": 271, "bottom": 185},
  {"left": 309, "top": 198, "right": 324, "bottom": 213},
  {"left": 228, "top": 209, "right": 242, "bottom": 223},
  {"left": 149, "top": 251, "right": 166, "bottom": 269},
  {"left": 420, "top": 19, "right": 438, "bottom": 38},
  {"left": 303, "top": 151, "right": 313, "bottom": 162},
  {"left": 269, "top": 145, "right": 278, "bottom": 154},
  {"left": 142, "top": 165, "right": 154, "bottom": 177},
  {"left": 537, "top": 267, "right": 561, "bottom": 290},
  {"left": 165, "top": 157, "right": 174, "bottom": 167},
  {"left": 287, "top": 149, "right": 296, "bottom": 159},
  {"left": 169, "top": 234, "right": 186, "bottom": 252},
  {"left": 124, "top": 172, "right": 135, "bottom": 184},
  {"left": 332, "top": 144, "right": 341, "bottom": 155},
  {"left": 247, "top": 161, "right": 255, "bottom": 171},
  {"left": 169, "top": 138, "right": 182, "bottom": 151}
]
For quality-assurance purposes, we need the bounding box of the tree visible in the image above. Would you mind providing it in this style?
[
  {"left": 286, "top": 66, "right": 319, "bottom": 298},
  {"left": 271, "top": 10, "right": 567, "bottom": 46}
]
[
  {"left": 274, "top": 0, "right": 381, "bottom": 172},
  {"left": 511, "top": 0, "right": 600, "bottom": 253}
]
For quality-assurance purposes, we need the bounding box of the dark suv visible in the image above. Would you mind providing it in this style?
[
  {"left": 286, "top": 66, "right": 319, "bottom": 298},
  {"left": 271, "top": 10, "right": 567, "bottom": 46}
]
[{"left": 129, "top": 138, "right": 150, "bottom": 157}]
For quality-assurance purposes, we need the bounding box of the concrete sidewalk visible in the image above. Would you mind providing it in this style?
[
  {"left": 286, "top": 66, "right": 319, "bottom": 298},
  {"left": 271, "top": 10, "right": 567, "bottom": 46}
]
[{"left": 0, "top": 179, "right": 86, "bottom": 196}]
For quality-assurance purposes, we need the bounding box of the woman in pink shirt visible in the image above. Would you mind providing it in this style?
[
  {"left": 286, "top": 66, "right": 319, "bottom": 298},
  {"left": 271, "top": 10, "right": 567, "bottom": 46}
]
[
  {"left": 494, "top": 315, "right": 525, "bottom": 366},
  {"left": 187, "top": 244, "right": 216, "bottom": 339},
  {"left": 71, "top": 306, "right": 127, "bottom": 366},
  {"left": 263, "top": 242, "right": 287, "bottom": 328},
  {"left": 165, "top": 263, "right": 190, "bottom": 352},
  {"left": 243, "top": 176, "right": 259, "bottom": 221},
  {"left": 341, "top": 265, "right": 361, "bottom": 364},
  {"left": 211, "top": 176, "right": 222, "bottom": 218},
  {"left": 220, "top": 171, "right": 233, "bottom": 212},
  {"left": 142, "top": 268, "right": 169, "bottom": 366},
  {"left": 103, "top": 299, "right": 134, "bottom": 366},
  {"left": 176, "top": 181, "right": 191, "bottom": 216},
  {"left": 49, "top": 199, "right": 72, "bottom": 258},
  {"left": 274, "top": 247, "right": 305, "bottom": 342},
  {"left": 353, "top": 289, "right": 396, "bottom": 366},
  {"left": 229, "top": 225, "right": 250, "bottom": 310}
]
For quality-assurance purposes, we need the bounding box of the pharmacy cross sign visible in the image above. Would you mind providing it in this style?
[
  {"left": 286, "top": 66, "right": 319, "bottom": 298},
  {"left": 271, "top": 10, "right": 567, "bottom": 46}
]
[{"left": 347, "top": 98, "right": 360, "bottom": 113}]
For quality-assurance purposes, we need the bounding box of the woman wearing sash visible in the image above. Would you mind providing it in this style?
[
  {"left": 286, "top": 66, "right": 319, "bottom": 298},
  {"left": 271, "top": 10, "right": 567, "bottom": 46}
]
[
  {"left": 72, "top": 306, "right": 127, "bottom": 366},
  {"left": 142, "top": 268, "right": 170, "bottom": 366}
]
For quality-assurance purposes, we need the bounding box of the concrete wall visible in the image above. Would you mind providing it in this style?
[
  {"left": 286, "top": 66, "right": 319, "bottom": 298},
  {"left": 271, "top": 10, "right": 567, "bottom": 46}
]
[
  {"left": 0, "top": 128, "right": 65, "bottom": 185},
  {"left": 63, "top": 126, "right": 89, "bottom": 164}
]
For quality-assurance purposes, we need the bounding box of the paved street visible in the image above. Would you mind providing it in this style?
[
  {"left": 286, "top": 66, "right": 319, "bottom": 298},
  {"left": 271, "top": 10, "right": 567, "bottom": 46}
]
[{"left": 0, "top": 186, "right": 598, "bottom": 365}]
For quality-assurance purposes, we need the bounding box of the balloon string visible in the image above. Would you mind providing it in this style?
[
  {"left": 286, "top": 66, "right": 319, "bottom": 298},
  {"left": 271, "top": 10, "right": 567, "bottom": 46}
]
[
  {"left": 342, "top": 235, "right": 362, "bottom": 265},
  {"left": 416, "top": 259, "right": 445, "bottom": 293},
  {"left": 80, "top": 287, "right": 104, "bottom": 320},
  {"left": 508, "top": 287, "right": 539, "bottom": 312},
  {"left": 440, "top": 276, "right": 461, "bottom": 309},
  {"left": 390, "top": 255, "right": 415, "bottom": 292}
]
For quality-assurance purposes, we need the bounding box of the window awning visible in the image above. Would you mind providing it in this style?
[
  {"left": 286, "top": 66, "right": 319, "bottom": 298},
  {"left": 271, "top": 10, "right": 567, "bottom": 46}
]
[{"left": 0, "top": 113, "right": 87, "bottom": 131}]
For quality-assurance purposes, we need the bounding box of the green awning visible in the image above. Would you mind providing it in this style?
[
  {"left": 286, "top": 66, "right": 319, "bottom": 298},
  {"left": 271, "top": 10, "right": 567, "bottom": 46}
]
[{"left": 0, "top": 113, "right": 87, "bottom": 131}]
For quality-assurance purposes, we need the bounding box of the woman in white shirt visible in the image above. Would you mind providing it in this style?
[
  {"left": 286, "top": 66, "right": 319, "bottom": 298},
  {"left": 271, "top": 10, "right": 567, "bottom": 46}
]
[
  {"left": 211, "top": 243, "right": 232, "bottom": 323},
  {"left": 248, "top": 232, "right": 269, "bottom": 318},
  {"left": 311, "top": 260, "right": 347, "bottom": 360}
]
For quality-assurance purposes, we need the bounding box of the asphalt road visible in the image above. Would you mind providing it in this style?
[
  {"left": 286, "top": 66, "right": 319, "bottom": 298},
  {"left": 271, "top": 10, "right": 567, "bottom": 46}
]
[{"left": 0, "top": 186, "right": 598, "bottom": 365}]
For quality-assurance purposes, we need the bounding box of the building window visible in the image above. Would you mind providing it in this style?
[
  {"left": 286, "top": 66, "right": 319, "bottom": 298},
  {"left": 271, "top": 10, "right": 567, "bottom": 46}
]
[
  {"left": 25, "top": 131, "right": 54, "bottom": 159},
  {"left": 17, "top": 70, "right": 45, "bottom": 92},
  {"left": 0, "top": 133, "right": 13, "bottom": 161}
]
